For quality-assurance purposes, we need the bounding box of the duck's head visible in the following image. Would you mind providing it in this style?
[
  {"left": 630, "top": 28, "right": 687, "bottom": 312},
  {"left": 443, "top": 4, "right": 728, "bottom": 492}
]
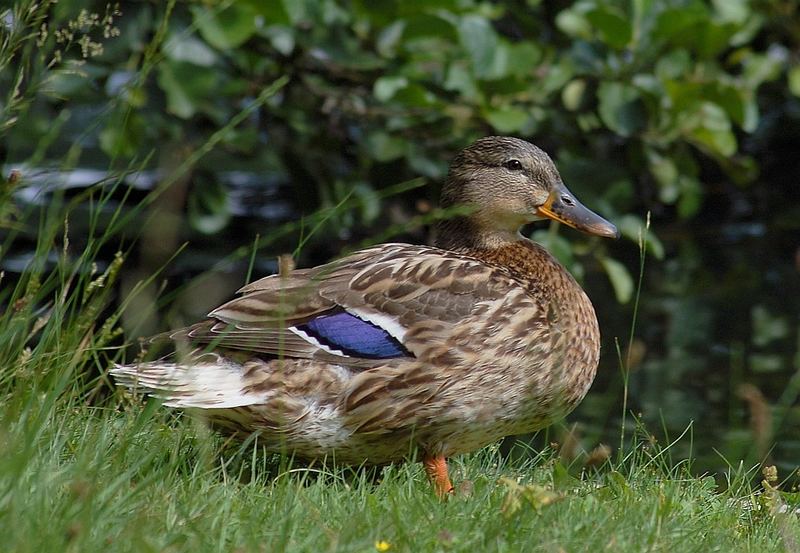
[{"left": 438, "top": 136, "right": 618, "bottom": 247}]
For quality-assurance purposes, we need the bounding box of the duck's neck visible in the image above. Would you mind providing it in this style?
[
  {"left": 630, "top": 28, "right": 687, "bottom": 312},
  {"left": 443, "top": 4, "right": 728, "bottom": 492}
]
[
  {"left": 436, "top": 221, "right": 583, "bottom": 303},
  {"left": 470, "top": 239, "right": 571, "bottom": 288},
  {"left": 434, "top": 216, "right": 523, "bottom": 252}
]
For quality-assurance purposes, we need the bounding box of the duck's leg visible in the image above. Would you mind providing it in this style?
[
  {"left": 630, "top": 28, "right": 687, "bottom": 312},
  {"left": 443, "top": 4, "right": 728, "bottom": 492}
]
[{"left": 423, "top": 454, "right": 454, "bottom": 498}]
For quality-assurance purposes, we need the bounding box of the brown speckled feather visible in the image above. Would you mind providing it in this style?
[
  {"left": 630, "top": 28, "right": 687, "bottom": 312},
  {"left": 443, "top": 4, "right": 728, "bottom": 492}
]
[{"left": 180, "top": 243, "right": 529, "bottom": 366}]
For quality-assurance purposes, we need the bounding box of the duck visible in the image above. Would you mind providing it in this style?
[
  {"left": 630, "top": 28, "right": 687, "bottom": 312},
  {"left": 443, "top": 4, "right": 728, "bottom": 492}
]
[{"left": 111, "top": 136, "right": 618, "bottom": 497}]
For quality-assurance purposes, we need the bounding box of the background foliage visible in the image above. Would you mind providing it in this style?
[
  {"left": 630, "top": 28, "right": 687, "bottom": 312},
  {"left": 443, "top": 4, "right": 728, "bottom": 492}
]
[{"left": 2, "top": 0, "right": 799, "bottom": 480}]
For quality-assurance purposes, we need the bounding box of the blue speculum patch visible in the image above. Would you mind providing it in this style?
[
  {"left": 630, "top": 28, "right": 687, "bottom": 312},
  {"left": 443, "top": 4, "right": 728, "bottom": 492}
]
[{"left": 296, "top": 311, "right": 410, "bottom": 359}]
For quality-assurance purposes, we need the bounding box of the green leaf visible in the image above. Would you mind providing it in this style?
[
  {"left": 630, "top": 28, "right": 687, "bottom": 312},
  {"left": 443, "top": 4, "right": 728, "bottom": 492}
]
[
  {"left": 104, "top": 71, "right": 146, "bottom": 108},
  {"left": 99, "top": 112, "right": 146, "bottom": 159},
  {"left": 505, "top": 42, "right": 542, "bottom": 76},
  {"left": 408, "top": 147, "right": 448, "bottom": 179},
  {"left": 705, "top": 83, "right": 751, "bottom": 129},
  {"left": 586, "top": 7, "right": 632, "bottom": 49},
  {"left": 366, "top": 131, "right": 406, "bottom": 162},
  {"left": 457, "top": 15, "right": 499, "bottom": 79},
  {"left": 655, "top": 49, "right": 691, "bottom": 80},
  {"left": 789, "top": 66, "right": 800, "bottom": 97},
  {"left": 741, "top": 51, "right": 784, "bottom": 88},
  {"left": 751, "top": 305, "right": 790, "bottom": 347},
  {"left": 280, "top": 0, "right": 312, "bottom": 25},
  {"left": 597, "top": 82, "right": 645, "bottom": 137},
  {"left": 538, "top": 63, "right": 575, "bottom": 97},
  {"left": 555, "top": 5, "right": 592, "bottom": 38},
  {"left": 531, "top": 230, "right": 579, "bottom": 277},
  {"left": 444, "top": 63, "right": 480, "bottom": 100},
  {"left": 321, "top": 0, "right": 350, "bottom": 25},
  {"left": 631, "top": 74, "right": 661, "bottom": 96},
  {"left": 688, "top": 102, "right": 736, "bottom": 156},
  {"left": 690, "top": 127, "right": 735, "bottom": 157},
  {"left": 676, "top": 176, "right": 703, "bottom": 218},
  {"left": 562, "top": 79, "right": 586, "bottom": 111},
  {"left": 193, "top": 4, "right": 258, "bottom": 50},
  {"left": 264, "top": 25, "right": 295, "bottom": 55},
  {"left": 246, "top": 0, "right": 290, "bottom": 24},
  {"left": 157, "top": 64, "right": 195, "bottom": 119},
  {"left": 376, "top": 21, "right": 406, "bottom": 57},
  {"left": 646, "top": 148, "right": 679, "bottom": 195},
  {"left": 653, "top": 4, "right": 708, "bottom": 41},
  {"left": 352, "top": 182, "right": 381, "bottom": 224},
  {"left": 570, "top": 41, "right": 605, "bottom": 73},
  {"left": 43, "top": 68, "right": 96, "bottom": 99},
  {"left": 484, "top": 106, "right": 530, "bottom": 133},
  {"left": 749, "top": 353, "right": 783, "bottom": 373},
  {"left": 188, "top": 178, "right": 230, "bottom": 234},
  {"left": 374, "top": 76, "right": 408, "bottom": 102},
  {"left": 403, "top": 14, "right": 458, "bottom": 42},
  {"left": 601, "top": 256, "right": 634, "bottom": 303},
  {"left": 390, "top": 83, "right": 437, "bottom": 107},
  {"left": 617, "top": 214, "right": 665, "bottom": 260},
  {"left": 157, "top": 61, "right": 220, "bottom": 119},
  {"left": 699, "top": 21, "right": 740, "bottom": 57},
  {"left": 717, "top": 155, "right": 759, "bottom": 186},
  {"left": 712, "top": 0, "right": 749, "bottom": 24},
  {"left": 164, "top": 33, "right": 218, "bottom": 66}
]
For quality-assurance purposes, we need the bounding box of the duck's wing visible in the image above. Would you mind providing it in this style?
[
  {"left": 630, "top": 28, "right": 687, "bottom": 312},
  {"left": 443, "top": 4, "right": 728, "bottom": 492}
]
[{"left": 177, "top": 243, "right": 522, "bottom": 367}]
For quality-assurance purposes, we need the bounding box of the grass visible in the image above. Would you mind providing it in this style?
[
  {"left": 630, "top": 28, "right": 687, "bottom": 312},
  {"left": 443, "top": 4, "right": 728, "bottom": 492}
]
[
  {"left": 0, "top": 188, "right": 797, "bottom": 553},
  {"left": 0, "top": 389, "right": 792, "bottom": 552}
]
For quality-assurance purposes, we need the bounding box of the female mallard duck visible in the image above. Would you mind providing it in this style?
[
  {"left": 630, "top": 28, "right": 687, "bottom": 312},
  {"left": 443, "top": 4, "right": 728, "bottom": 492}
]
[{"left": 112, "top": 136, "right": 618, "bottom": 497}]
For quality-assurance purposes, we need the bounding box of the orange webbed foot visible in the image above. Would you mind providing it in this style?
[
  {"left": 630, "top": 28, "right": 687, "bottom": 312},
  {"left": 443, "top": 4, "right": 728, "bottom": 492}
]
[{"left": 423, "top": 454, "right": 454, "bottom": 499}]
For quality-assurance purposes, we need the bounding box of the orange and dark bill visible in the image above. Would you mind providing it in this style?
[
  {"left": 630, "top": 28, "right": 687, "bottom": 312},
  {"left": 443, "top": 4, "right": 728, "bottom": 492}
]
[{"left": 537, "top": 183, "right": 619, "bottom": 239}]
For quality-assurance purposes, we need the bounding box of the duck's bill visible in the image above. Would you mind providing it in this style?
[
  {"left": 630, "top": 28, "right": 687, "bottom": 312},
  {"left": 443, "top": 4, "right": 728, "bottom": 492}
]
[{"left": 536, "top": 183, "right": 619, "bottom": 239}]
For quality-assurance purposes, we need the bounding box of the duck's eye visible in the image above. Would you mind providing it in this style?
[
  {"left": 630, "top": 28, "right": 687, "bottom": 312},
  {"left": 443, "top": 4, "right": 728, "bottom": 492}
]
[{"left": 504, "top": 159, "right": 523, "bottom": 171}]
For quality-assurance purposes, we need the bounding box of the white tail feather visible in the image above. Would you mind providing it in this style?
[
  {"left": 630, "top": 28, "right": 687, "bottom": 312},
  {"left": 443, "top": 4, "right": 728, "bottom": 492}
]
[{"left": 110, "top": 353, "right": 266, "bottom": 409}]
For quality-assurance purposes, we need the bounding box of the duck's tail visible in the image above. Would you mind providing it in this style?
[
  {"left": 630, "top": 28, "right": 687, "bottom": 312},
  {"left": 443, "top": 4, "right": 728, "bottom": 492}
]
[{"left": 110, "top": 353, "right": 266, "bottom": 409}]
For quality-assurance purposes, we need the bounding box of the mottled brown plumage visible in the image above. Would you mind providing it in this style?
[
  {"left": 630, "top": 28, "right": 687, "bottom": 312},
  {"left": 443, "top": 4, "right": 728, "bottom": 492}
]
[{"left": 111, "top": 136, "right": 618, "bottom": 497}]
